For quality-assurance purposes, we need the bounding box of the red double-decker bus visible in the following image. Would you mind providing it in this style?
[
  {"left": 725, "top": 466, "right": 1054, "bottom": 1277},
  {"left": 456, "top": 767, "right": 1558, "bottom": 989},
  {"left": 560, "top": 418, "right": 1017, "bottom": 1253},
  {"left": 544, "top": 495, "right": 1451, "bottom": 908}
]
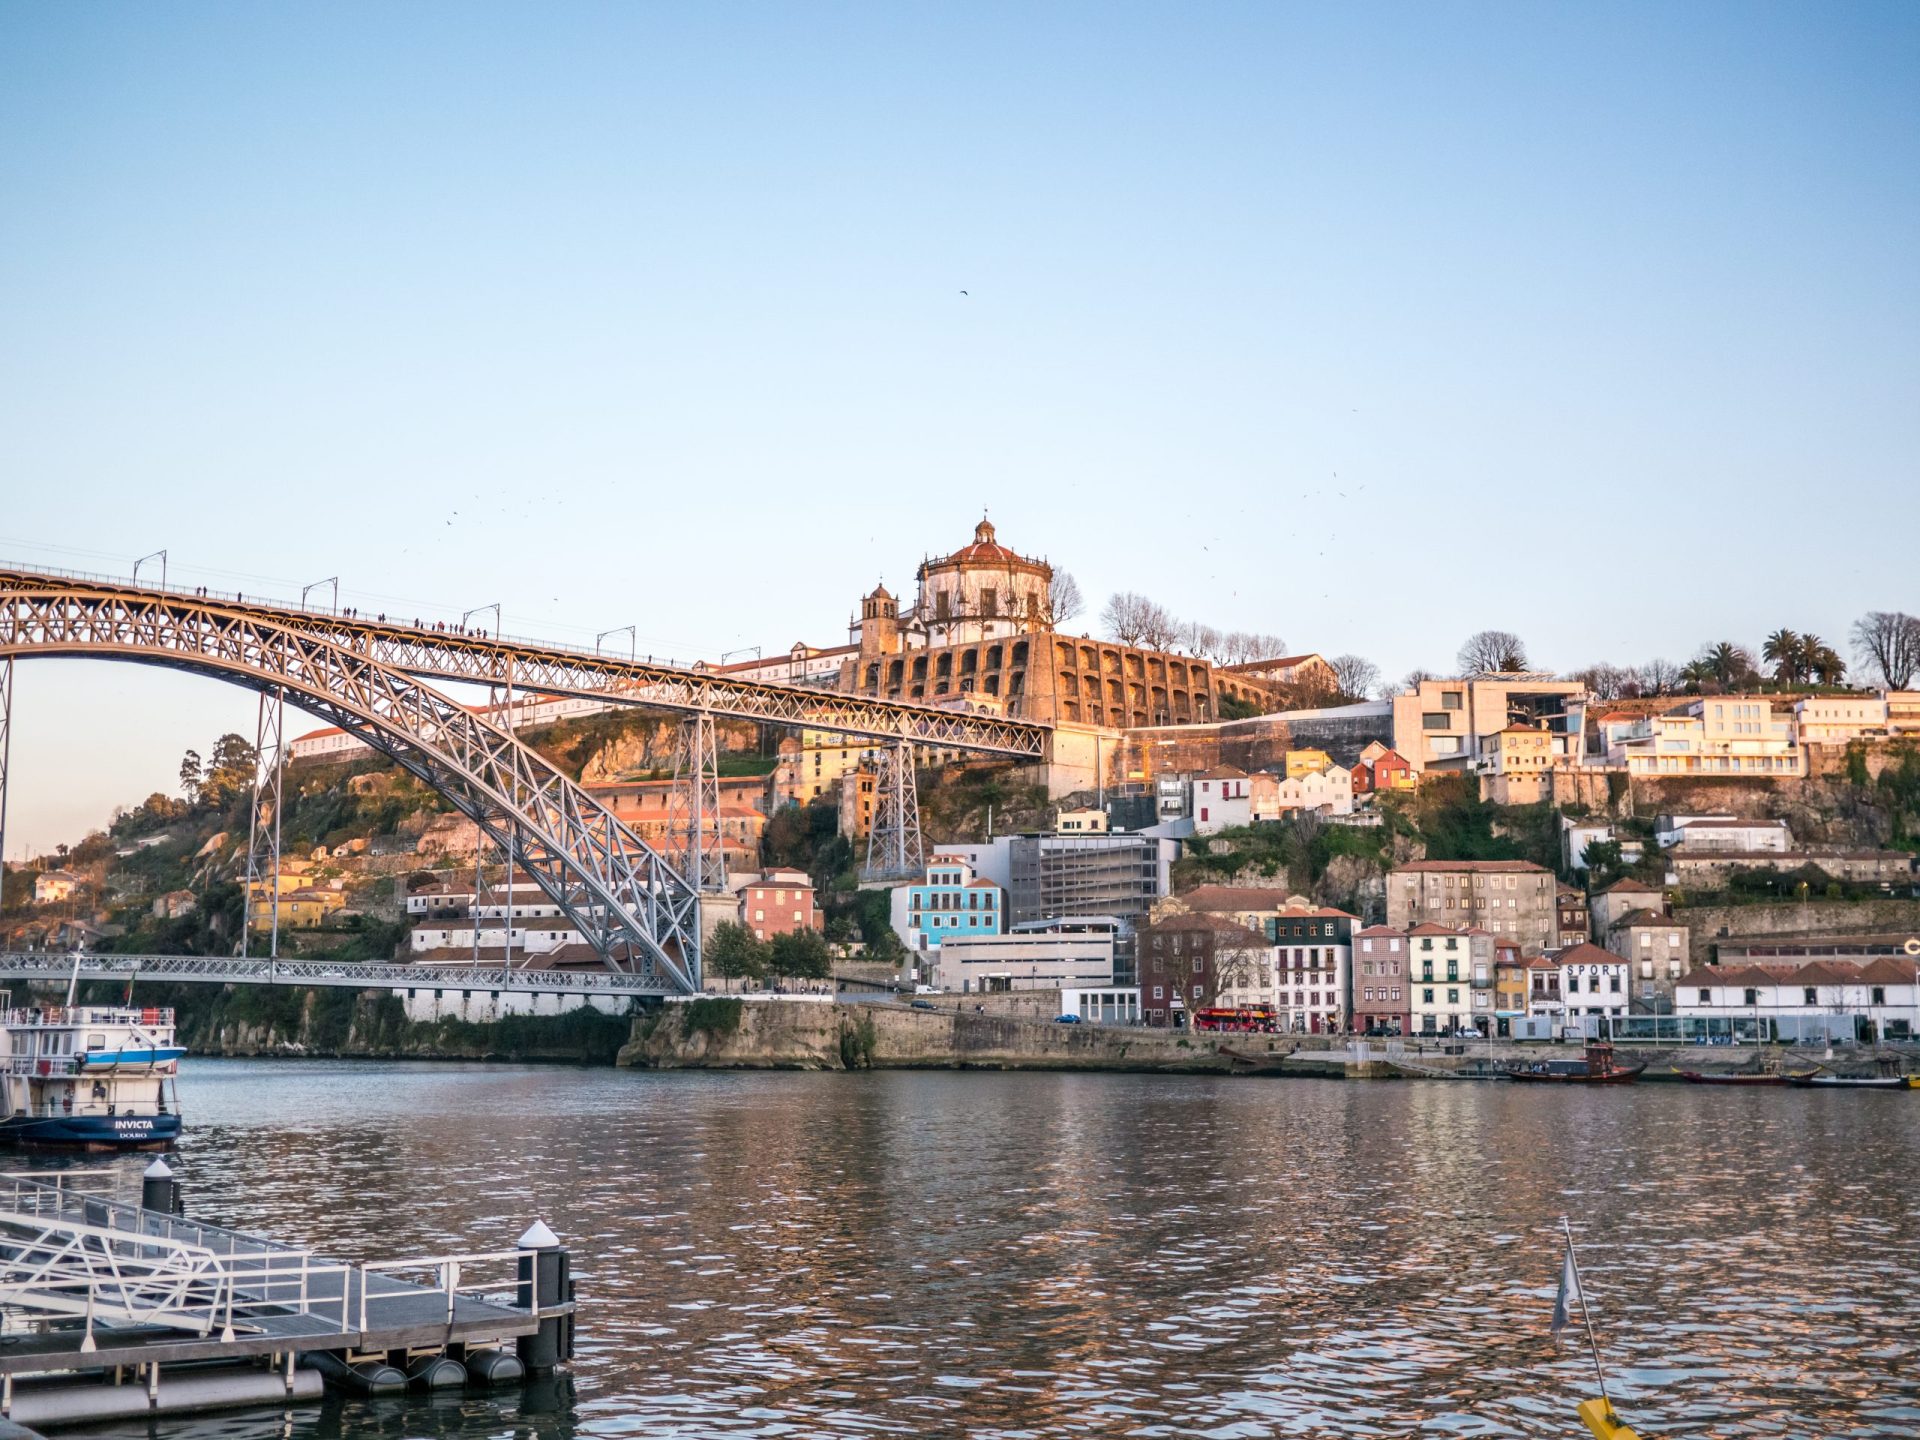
[{"left": 1192, "top": 1006, "right": 1279, "bottom": 1034}]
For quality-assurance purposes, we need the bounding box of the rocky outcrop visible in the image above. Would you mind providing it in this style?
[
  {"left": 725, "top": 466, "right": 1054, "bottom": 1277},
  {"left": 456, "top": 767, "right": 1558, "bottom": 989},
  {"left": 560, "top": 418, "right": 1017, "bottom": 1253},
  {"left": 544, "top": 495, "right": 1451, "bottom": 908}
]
[{"left": 579, "top": 718, "right": 760, "bottom": 784}]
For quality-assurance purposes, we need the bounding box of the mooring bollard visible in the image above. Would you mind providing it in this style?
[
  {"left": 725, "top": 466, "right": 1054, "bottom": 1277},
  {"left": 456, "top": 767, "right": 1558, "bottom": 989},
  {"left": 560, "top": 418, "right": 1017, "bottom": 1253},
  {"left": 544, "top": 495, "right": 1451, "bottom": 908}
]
[
  {"left": 141, "top": 1158, "right": 176, "bottom": 1215},
  {"left": 514, "top": 1220, "right": 570, "bottom": 1376}
]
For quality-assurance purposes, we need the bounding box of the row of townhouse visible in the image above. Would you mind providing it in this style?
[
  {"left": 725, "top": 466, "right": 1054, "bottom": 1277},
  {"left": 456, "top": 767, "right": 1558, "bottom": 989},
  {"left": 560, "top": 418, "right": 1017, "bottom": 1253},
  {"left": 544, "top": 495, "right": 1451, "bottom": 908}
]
[{"left": 1186, "top": 744, "right": 1419, "bottom": 835}]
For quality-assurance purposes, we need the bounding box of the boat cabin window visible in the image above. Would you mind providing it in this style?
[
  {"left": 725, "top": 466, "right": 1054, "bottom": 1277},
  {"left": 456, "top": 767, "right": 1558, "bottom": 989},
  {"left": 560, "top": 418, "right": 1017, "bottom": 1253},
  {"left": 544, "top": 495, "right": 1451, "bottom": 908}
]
[{"left": 87, "top": 1034, "right": 108, "bottom": 1050}]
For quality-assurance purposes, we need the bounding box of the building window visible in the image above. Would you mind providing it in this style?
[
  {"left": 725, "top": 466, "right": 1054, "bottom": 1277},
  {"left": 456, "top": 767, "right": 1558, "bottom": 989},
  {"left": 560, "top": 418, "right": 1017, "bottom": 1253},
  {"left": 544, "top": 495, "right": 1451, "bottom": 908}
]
[
  {"left": 1743, "top": 988, "right": 1759, "bottom": 1005},
  {"left": 1803, "top": 987, "right": 1817, "bottom": 1005},
  {"left": 1873, "top": 987, "right": 1886, "bottom": 1004},
  {"left": 1422, "top": 988, "right": 1434, "bottom": 1004},
  {"left": 1698, "top": 988, "right": 1711, "bottom": 1003}
]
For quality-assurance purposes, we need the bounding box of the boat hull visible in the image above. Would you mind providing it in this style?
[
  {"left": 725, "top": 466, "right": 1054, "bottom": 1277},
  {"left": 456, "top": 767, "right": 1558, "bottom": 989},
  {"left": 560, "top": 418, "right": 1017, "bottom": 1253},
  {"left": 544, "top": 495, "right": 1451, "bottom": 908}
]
[
  {"left": 1786, "top": 1076, "right": 1911, "bottom": 1090},
  {"left": 1675, "top": 1071, "right": 1805, "bottom": 1086},
  {"left": 0, "top": 1112, "right": 182, "bottom": 1150},
  {"left": 1507, "top": 1065, "right": 1646, "bottom": 1085}
]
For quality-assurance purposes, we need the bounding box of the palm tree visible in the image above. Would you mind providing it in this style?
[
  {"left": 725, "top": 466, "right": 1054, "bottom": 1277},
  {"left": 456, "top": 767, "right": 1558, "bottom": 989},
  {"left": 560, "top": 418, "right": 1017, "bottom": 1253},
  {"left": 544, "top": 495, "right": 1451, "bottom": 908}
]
[
  {"left": 1680, "top": 657, "right": 1716, "bottom": 690},
  {"left": 1805, "top": 639, "right": 1846, "bottom": 686},
  {"left": 1703, "top": 641, "right": 1754, "bottom": 688},
  {"left": 1762, "top": 628, "right": 1804, "bottom": 684}
]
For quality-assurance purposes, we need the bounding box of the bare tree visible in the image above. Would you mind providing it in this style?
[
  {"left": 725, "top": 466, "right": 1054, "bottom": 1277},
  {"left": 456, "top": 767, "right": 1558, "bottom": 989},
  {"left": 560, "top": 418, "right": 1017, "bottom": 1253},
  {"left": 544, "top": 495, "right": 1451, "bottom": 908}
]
[
  {"left": 1638, "top": 658, "right": 1680, "bottom": 694},
  {"left": 1328, "top": 654, "right": 1380, "bottom": 700},
  {"left": 1396, "top": 668, "right": 1433, "bottom": 695},
  {"left": 1851, "top": 610, "right": 1920, "bottom": 689},
  {"left": 1138, "top": 602, "right": 1182, "bottom": 652},
  {"left": 1101, "top": 592, "right": 1155, "bottom": 646},
  {"left": 1574, "top": 663, "right": 1630, "bottom": 700},
  {"left": 1458, "top": 630, "right": 1528, "bottom": 674},
  {"left": 1044, "top": 571, "right": 1085, "bottom": 627},
  {"left": 1180, "top": 619, "right": 1221, "bottom": 658}
]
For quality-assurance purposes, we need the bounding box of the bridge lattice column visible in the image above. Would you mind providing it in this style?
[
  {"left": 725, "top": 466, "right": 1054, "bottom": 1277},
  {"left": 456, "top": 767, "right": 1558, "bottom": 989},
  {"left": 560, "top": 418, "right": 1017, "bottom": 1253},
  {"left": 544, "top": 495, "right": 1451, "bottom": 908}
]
[
  {"left": 862, "top": 742, "right": 925, "bottom": 882},
  {"left": 0, "top": 657, "right": 10, "bottom": 914},
  {"left": 666, "top": 709, "right": 727, "bottom": 893},
  {"left": 241, "top": 686, "right": 286, "bottom": 961}
]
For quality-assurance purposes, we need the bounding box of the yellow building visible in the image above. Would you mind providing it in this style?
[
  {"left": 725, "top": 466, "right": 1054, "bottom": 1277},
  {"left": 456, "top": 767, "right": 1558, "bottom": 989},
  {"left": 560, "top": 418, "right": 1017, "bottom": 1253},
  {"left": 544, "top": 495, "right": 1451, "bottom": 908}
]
[
  {"left": 1283, "top": 748, "right": 1333, "bottom": 779},
  {"left": 1478, "top": 726, "right": 1554, "bottom": 804},
  {"left": 248, "top": 884, "right": 347, "bottom": 931}
]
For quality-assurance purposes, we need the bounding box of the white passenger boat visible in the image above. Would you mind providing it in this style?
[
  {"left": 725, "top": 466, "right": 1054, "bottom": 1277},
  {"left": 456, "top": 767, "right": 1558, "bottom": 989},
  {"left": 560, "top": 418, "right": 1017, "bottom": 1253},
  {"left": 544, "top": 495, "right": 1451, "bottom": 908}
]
[{"left": 0, "top": 993, "right": 184, "bottom": 1150}]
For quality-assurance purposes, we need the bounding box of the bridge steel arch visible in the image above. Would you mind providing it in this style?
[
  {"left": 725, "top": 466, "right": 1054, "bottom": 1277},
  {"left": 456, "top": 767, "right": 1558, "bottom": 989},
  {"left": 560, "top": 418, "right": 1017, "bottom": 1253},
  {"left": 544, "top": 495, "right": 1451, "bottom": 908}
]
[
  {"left": 0, "top": 567, "right": 1051, "bottom": 757},
  {"left": 0, "top": 582, "right": 700, "bottom": 993}
]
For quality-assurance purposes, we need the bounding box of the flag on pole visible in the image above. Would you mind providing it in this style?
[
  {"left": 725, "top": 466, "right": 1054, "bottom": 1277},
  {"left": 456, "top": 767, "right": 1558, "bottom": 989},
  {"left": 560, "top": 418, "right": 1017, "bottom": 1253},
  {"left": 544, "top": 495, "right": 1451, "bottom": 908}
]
[{"left": 1551, "top": 1240, "right": 1581, "bottom": 1340}]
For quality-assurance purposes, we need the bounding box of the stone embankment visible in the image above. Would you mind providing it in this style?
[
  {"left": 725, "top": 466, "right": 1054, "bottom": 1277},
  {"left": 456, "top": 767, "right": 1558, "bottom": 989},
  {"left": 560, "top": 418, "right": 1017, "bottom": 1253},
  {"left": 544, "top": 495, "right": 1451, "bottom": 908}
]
[
  {"left": 619, "top": 1001, "right": 1912, "bottom": 1079},
  {"left": 617, "top": 999, "right": 1239, "bottom": 1072}
]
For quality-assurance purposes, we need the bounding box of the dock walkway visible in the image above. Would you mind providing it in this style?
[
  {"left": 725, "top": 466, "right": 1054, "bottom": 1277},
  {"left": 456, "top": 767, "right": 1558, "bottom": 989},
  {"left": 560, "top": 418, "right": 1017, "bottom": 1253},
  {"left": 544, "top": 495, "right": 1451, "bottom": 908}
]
[{"left": 0, "top": 1170, "right": 569, "bottom": 1427}]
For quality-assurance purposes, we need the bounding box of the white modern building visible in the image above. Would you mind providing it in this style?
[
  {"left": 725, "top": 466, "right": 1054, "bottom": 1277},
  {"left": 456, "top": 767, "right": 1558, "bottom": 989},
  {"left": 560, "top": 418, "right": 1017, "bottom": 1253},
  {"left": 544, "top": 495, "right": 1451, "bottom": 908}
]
[
  {"left": 1794, "top": 695, "right": 1889, "bottom": 745},
  {"left": 1655, "top": 815, "right": 1792, "bottom": 853},
  {"left": 1191, "top": 768, "right": 1252, "bottom": 833},
  {"left": 932, "top": 917, "right": 1120, "bottom": 994},
  {"left": 1675, "top": 958, "right": 1920, "bottom": 1041},
  {"left": 1057, "top": 986, "right": 1142, "bottom": 1024},
  {"left": 1611, "top": 698, "right": 1804, "bottom": 777}
]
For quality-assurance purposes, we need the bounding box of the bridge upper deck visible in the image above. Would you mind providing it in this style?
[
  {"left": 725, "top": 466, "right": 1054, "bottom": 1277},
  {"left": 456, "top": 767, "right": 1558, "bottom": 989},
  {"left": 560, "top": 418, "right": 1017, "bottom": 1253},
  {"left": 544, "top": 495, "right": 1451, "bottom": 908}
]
[{"left": 0, "top": 563, "right": 1049, "bottom": 757}]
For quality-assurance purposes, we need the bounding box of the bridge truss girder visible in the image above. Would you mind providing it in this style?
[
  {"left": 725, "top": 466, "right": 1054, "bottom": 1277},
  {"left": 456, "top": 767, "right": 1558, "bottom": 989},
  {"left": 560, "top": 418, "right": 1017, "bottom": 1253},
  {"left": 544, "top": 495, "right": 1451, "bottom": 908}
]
[
  {"left": 0, "top": 584, "right": 700, "bottom": 992},
  {"left": 0, "top": 568, "right": 1049, "bottom": 757}
]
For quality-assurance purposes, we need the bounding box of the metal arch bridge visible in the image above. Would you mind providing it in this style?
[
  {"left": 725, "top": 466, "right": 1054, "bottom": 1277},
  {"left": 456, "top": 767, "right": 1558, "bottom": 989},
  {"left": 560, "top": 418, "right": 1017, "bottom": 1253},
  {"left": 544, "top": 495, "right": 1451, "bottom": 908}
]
[
  {"left": 0, "top": 565, "right": 1052, "bottom": 758},
  {"left": 0, "top": 576, "right": 702, "bottom": 993},
  {"left": 0, "top": 952, "right": 660, "bottom": 999}
]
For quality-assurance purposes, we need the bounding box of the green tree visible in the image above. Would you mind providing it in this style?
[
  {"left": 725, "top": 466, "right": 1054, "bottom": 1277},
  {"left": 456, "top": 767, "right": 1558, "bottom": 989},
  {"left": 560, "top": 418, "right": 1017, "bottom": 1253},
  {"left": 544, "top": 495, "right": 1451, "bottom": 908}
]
[
  {"left": 178, "top": 749, "right": 203, "bottom": 802},
  {"left": 706, "top": 921, "right": 769, "bottom": 986},
  {"left": 198, "top": 734, "right": 258, "bottom": 810},
  {"left": 769, "top": 928, "right": 832, "bottom": 980}
]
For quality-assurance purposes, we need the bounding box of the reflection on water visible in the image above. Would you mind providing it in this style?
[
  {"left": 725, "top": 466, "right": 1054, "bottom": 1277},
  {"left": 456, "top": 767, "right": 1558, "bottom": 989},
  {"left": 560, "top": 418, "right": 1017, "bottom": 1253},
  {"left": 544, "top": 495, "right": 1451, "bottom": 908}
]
[{"left": 46, "top": 1060, "right": 1920, "bottom": 1438}]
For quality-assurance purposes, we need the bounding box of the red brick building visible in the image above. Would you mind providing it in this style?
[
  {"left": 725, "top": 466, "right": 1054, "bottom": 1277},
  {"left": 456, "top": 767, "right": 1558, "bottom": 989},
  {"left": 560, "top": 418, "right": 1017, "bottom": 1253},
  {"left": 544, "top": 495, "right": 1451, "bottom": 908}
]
[{"left": 739, "top": 869, "right": 821, "bottom": 942}]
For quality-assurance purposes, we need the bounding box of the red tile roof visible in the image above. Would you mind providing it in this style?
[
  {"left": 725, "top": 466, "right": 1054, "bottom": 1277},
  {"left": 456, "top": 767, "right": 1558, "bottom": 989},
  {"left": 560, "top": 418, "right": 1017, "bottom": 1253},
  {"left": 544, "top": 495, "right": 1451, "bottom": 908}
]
[
  {"left": 1551, "top": 942, "right": 1621, "bottom": 967},
  {"left": 1679, "top": 958, "right": 1920, "bottom": 988}
]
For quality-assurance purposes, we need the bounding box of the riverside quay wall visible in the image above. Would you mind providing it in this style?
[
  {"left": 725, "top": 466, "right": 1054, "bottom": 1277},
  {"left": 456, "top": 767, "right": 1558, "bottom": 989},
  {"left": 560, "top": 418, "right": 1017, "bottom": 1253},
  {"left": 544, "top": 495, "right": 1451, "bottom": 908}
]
[{"left": 618, "top": 999, "right": 1241, "bottom": 1072}]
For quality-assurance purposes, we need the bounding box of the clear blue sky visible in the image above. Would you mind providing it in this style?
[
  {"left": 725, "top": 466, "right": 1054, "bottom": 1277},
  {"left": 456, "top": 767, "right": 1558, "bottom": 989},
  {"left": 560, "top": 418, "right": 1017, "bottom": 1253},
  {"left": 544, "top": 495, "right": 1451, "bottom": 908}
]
[{"left": 2, "top": 2, "right": 1916, "bottom": 854}]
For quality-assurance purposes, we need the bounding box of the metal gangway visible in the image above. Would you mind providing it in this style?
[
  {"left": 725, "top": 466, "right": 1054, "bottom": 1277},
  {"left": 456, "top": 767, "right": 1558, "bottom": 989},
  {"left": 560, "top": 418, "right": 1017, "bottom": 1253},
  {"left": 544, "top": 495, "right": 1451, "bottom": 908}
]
[{"left": 0, "top": 1169, "right": 568, "bottom": 1423}]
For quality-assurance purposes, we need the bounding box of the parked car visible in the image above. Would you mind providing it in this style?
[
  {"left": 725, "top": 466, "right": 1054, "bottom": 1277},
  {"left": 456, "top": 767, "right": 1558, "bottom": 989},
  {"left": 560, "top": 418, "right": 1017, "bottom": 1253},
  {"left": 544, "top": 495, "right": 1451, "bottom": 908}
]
[
  {"left": 1458, "top": 1026, "right": 1483, "bottom": 1039},
  {"left": 909, "top": 999, "right": 937, "bottom": 1011},
  {"left": 1054, "top": 1014, "right": 1082, "bottom": 1024}
]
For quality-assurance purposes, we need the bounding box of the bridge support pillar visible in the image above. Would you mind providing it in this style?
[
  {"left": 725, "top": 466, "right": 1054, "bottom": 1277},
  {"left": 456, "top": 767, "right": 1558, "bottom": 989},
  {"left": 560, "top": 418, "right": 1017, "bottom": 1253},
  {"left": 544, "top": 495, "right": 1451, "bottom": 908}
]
[
  {"left": 241, "top": 687, "right": 286, "bottom": 961},
  {"left": 0, "top": 656, "right": 10, "bottom": 915},
  {"left": 666, "top": 709, "right": 726, "bottom": 893},
  {"left": 861, "top": 742, "right": 924, "bottom": 882}
]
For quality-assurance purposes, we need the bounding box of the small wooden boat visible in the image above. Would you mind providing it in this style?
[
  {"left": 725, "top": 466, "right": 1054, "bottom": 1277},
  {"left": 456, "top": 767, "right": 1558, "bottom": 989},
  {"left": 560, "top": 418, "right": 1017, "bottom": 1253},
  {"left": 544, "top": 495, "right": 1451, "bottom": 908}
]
[
  {"left": 1787, "top": 1074, "right": 1911, "bottom": 1090},
  {"left": 1675, "top": 1069, "right": 1790, "bottom": 1086},
  {"left": 1507, "top": 1041, "right": 1644, "bottom": 1086}
]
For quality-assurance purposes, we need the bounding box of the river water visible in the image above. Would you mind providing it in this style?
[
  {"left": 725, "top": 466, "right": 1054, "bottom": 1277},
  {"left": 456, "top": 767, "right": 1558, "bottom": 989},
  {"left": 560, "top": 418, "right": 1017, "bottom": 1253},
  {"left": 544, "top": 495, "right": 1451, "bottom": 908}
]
[{"left": 38, "top": 1059, "right": 1920, "bottom": 1439}]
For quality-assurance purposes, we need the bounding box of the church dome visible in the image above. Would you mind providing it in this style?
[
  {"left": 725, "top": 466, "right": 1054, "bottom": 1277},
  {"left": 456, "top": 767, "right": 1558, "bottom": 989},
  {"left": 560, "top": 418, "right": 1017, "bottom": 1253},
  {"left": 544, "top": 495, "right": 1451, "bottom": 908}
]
[{"left": 921, "top": 515, "right": 1051, "bottom": 578}]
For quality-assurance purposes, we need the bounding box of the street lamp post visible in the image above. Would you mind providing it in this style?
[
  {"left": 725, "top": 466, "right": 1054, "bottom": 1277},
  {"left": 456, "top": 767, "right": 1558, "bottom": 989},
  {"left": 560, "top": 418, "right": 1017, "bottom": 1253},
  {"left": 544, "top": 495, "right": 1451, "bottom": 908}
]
[
  {"left": 596, "top": 626, "right": 636, "bottom": 660},
  {"left": 461, "top": 603, "right": 502, "bottom": 637}
]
